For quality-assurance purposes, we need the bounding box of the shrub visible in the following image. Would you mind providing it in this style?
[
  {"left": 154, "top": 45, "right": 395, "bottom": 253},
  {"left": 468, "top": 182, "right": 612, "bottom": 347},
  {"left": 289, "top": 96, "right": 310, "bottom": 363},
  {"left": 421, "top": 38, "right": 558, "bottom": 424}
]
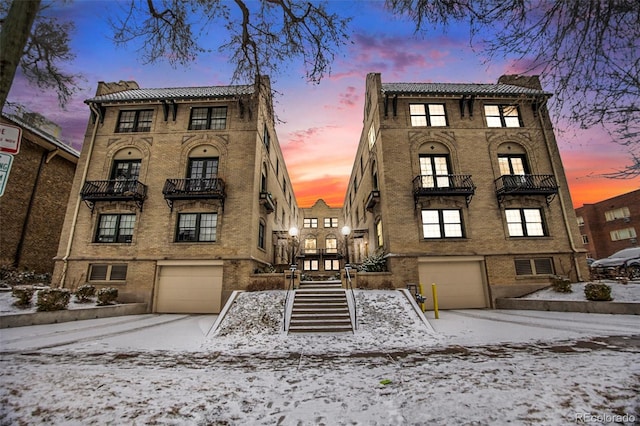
[
  {"left": 75, "top": 284, "right": 96, "bottom": 303},
  {"left": 0, "top": 263, "right": 51, "bottom": 287},
  {"left": 12, "top": 286, "right": 34, "bottom": 308},
  {"left": 551, "top": 276, "right": 572, "bottom": 293},
  {"left": 584, "top": 283, "right": 613, "bottom": 301},
  {"left": 96, "top": 287, "right": 118, "bottom": 305},
  {"left": 36, "top": 288, "right": 71, "bottom": 311},
  {"left": 358, "top": 250, "right": 387, "bottom": 272}
]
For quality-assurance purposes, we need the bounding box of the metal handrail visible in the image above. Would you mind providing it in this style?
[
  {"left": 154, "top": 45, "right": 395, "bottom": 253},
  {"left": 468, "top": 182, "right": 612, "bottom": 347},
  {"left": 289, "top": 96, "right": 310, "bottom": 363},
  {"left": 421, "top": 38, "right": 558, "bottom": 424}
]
[
  {"left": 282, "top": 265, "right": 297, "bottom": 332},
  {"left": 345, "top": 265, "right": 358, "bottom": 330}
]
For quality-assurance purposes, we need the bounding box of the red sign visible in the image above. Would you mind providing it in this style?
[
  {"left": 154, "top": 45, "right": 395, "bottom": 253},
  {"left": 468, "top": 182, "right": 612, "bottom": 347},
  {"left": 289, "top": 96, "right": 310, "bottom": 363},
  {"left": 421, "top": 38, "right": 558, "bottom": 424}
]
[{"left": 0, "top": 123, "right": 22, "bottom": 154}]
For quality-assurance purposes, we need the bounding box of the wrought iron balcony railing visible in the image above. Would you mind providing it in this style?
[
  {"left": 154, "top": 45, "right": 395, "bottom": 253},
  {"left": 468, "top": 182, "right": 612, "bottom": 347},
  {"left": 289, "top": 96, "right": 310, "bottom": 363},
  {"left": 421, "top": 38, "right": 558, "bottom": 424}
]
[
  {"left": 300, "top": 248, "right": 342, "bottom": 257},
  {"left": 494, "top": 174, "right": 558, "bottom": 204},
  {"left": 259, "top": 191, "right": 276, "bottom": 213},
  {"left": 365, "top": 190, "right": 380, "bottom": 211},
  {"left": 163, "top": 178, "right": 226, "bottom": 210},
  {"left": 412, "top": 174, "right": 476, "bottom": 206},
  {"left": 80, "top": 179, "right": 147, "bottom": 211}
]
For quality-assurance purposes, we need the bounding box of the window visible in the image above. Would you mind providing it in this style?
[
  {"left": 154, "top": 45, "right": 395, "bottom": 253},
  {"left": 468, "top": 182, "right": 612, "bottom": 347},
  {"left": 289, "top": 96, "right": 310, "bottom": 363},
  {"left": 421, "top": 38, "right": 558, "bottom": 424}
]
[
  {"left": 410, "top": 104, "right": 447, "bottom": 127},
  {"left": 506, "top": 209, "right": 546, "bottom": 237},
  {"left": 577, "top": 216, "right": 585, "bottom": 226},
  {"left": 176, "top": 213, "right": 218, "bottom": 242},
  {"left": 485, "top": 105, "right": 522, "bottom": 127},
  {"left": 303, "top": 259, "right": 319, "bottom": 271},
  {"left": 263, "top": 124, "right": 270, "bottom": 152},
  {"left": 515, "top": 258, "right": 554, "bottom": 276},
  {"left": 88, "top": 264, "right": 128, "bottom": 281},
  {"left": 325, "top": 236, "right": 338, "bottom": 254},
  {"left": 324, "top": 218, "right": 338, "bottom": 228},
  {"left": 256, "top": 220, "right": 266, "bottom": 249},
  {"left": 419, "top": 155, "right": 450, "bottom": 188},
  {"left": 376, "top": 219, "right": 384, "bottom": 247},
  {"left": 324, "top": 259, "right": 340, "bottom": 271},
  {"left": 111, "top": 160, "right": 141, "bottom": 180},
  {"left": 368, "top": 124, "right": 376, "bottom": 149},
  {"left": 421, "top": 210, "right": 464, "bottom": 238},
  {"left": 610, "top": 227, "right": 637, "bottom": 241},
  {"left": 189, "top": 106, "right": 227, "bottom": 130},
  {"left": 304, "top": 218, "right": 318, "bottom": 228},
  {"left": 95, "top": 214, "right": 135, "bottom": 243},
  {"left": 304, "top": 238, "right": 317, "bottom": 254},
  {"left": 116, "top": 110, "right": 153, "bottom": 133},
  {"left": 187, "top": 157, "right": 219, "bottom": 191},
  {"left": 498, "top": 155, "right": 528, "bottom": 176},
  {"left": 582, "top": 235, "right": 589, "bottom": 244},
  {"left": 605, "top": 207, "right": 630, "bottom": 222}
]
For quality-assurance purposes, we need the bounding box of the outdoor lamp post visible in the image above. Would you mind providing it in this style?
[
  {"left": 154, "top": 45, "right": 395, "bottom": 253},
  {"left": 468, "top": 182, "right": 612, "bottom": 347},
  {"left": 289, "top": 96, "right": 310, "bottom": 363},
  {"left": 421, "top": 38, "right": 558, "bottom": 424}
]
[
  {"left": 288, "top": 226, "right": 299, "bottom": 268},
  {"left": 341, "top": 225, "right": 351, "bottom": 266}
]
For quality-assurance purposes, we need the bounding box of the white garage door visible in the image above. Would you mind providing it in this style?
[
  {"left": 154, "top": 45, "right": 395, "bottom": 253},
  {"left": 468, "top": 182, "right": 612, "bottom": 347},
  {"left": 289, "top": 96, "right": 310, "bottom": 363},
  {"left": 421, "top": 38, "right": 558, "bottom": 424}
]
[
  {"left": 418, "top": 256, "right": 488, "bottom": 309},
  {"left": 156, "top": 263, "right": 223, "bottom": 314}
]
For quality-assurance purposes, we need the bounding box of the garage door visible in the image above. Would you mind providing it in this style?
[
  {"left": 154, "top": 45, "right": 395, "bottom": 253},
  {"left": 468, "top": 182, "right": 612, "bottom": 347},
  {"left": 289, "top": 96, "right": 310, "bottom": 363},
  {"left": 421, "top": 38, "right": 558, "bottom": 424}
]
[
  {"left": 156, "top": 263, "right": 223, "bottom": 313},
  {"left": 418, "top": 256, "right": 488, "bottom": 309}
]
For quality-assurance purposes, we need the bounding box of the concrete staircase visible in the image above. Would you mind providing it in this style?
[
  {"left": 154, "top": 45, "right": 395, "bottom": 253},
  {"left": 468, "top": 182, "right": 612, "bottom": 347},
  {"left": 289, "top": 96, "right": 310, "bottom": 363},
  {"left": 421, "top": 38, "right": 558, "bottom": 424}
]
[{"left": 288, "top": 280, "right": 353, "bottom": 333}]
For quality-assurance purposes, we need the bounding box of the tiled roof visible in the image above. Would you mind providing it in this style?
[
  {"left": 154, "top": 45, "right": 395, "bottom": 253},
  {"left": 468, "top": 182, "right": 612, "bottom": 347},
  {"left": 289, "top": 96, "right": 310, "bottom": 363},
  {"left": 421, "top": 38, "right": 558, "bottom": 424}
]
[
  {"left": 86, "top": 85, "right": 255, "bottom": 103},
  {"left": 381, "top": 82, "right": 548, "bottom": 96}
]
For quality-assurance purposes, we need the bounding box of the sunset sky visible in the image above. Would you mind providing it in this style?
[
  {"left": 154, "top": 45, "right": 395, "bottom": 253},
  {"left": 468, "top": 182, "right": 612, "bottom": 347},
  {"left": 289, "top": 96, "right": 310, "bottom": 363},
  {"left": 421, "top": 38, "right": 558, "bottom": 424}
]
[{"left": 6, "top": 0, "right": 638, "bottom": 208}]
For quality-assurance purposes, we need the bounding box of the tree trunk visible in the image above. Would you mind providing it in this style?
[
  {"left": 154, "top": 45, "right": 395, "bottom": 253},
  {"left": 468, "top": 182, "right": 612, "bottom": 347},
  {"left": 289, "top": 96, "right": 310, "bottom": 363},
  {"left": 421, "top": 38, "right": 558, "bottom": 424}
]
[{"left": 0, "top": 0, "right": 41, "bottom": 113}]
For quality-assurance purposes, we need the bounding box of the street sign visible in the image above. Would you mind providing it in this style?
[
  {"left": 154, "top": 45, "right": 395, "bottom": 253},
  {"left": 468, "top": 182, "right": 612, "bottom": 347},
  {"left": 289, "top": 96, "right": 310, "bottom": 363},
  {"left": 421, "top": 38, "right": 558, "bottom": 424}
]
[
  {"left": 0, "top": 153, "right": 14, "bottom": 197},
  {"left": 0, "top": 123, "right": 22, "bottom": 154}
]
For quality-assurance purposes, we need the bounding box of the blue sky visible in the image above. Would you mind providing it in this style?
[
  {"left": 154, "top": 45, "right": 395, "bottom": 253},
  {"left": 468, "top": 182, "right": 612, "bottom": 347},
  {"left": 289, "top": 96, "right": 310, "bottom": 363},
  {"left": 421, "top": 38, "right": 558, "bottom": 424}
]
[{"left": 6, "top": 0, "right": 638, "bottom": 207}]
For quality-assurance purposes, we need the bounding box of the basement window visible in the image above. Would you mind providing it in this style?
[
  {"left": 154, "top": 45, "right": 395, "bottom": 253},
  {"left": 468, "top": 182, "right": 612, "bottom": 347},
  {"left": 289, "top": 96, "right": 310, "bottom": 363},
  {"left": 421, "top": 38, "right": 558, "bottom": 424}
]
[
  {"left": 514, "top": 258, "right": 554, "bottom": 276},
  {"left": 88, "top": 264, "right": 128, "bottom": 282}
]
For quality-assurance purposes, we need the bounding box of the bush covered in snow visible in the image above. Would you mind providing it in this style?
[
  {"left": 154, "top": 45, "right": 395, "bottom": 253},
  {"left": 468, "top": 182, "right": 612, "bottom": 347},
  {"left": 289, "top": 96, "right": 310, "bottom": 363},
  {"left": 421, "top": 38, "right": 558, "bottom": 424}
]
[
  {"left": 36, "top": 288, "right": 71, "bottom": 311},
  {"left": 584, "top": 283, "right": 612, "bottom": 301},
  {"left": 11, "top": 286, "right": 34, "bottom": 308},
  {"left": 96, "top": 287, "right": 118, "bottom": 305},
  {"left": 357, "top": 250, "right": 387, "bottom": 272},
  {"left": 551, "top": 276, "right": 572, "bottom": 293},
  {"left": 75, "top": 284, "right": 96, "bottom": 303},
  {"left": 0, "top": 263, "right": 51, "bottom": 287}
]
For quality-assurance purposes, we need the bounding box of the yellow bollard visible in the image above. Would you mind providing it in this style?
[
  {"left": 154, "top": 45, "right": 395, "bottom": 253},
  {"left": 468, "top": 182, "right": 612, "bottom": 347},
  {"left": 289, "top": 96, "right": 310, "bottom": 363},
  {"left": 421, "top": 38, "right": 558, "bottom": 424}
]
[
  {"left": 418, "top": 283, "right": 425, "bottom": 312},
  {"left": 432, "top": 283, "right": 439, "bottom": 319}
]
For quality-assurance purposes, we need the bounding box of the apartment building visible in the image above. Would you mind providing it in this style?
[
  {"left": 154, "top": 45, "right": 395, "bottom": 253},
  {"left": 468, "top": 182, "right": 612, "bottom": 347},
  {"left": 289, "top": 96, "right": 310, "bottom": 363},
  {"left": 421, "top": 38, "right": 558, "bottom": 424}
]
[
  {"left": 52, "top": 78, "right": 298, "bottom": 313},
  {"left": 576, "top": 189, "right": 640, "bottom": 260},
  {"left": 296, "top": 199, "right": 347, "bottom": 278},
  {"left": 0, "top": 107, "right": 79, "bottom": 273},
  {"left": 343, "top": 73, "right": 588, "bottom": 308}
]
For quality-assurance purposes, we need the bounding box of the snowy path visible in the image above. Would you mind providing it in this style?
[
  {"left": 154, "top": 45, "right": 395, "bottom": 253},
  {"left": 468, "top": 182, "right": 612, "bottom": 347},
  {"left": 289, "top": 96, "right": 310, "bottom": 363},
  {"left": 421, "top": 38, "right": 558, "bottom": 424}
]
[{"left": 1, "top": 291, "right": 639, "bottom": 425}]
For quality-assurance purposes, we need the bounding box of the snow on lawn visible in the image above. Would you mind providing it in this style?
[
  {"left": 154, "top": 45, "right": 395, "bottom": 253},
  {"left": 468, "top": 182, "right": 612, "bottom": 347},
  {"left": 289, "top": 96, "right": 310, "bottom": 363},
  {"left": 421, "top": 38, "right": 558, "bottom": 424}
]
[
  {"left": 1, "top": 289, "right": 639, "bottom": 425},
  {"left": 521, "top": 280, "right": 640, "bottom": 302},
  {"left": 208, "top": 290, "right": 441, "bottom": 356}
]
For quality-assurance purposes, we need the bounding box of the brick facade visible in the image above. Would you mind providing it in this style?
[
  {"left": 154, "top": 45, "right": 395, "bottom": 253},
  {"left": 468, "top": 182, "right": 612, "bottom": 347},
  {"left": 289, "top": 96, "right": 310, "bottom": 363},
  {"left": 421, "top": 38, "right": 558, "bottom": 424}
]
[
  {"left": 0, "top": 113, "right": 78, "bottom": 273},
  {"left": 343, "top": 73, "right": 588, "bottom": 306},
  {"left": 52, "top": 79, "right": 298, "bottom": 309},
  {"left": 576, "top": 189, "right": 640, "bottom": 259}
]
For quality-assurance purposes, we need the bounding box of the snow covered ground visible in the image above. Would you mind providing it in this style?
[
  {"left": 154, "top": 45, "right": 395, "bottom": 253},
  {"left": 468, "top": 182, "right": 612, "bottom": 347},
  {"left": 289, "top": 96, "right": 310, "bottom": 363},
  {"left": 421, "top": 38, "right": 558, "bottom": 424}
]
[{"left": 1, "top": 287, "right": 639, "bottom": 425}]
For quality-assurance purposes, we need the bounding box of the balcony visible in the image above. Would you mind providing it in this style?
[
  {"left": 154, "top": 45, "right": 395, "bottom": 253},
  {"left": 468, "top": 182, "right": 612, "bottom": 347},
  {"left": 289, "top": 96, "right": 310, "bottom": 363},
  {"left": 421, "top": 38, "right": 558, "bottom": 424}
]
[
  {"left": 365, "top": 190, "right": 380, "bottom": 212},
  {"left": 413, "top": 174, "right": 476, "bottom": 206},
  {"left": 80, "top": 179, "right": 147, "bottom": 212},
  {"left": 259, "top": 191, "right": 276, "bottom": 213},
  {"left": 495, "top": 174, "right": 558, "bottom": 204},
  {"left": 299, "top": 248, "right": 342, "bottom": 258},
  {"left": 163, "top": 178, "right": 226, "bottom": 210}
]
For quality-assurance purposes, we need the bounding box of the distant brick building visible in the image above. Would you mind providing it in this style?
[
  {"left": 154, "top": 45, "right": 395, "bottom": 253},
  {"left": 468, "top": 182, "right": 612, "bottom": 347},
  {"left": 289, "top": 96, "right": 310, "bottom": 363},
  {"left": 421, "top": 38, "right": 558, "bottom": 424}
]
[
  {"left": 343, "top": 73, "right": 588, "bottom": 308},
  {"left": 0, "top": 108, "right": 79, "bottom": 273},
  {"left": 297, "top": 199, "right": 347, "bottom": 278},
  {"left": 576, "top": 189, "right": 640, "bottom": 259},
  {"left": 52, "top": 78, "right": 298, "bottom": 313}
]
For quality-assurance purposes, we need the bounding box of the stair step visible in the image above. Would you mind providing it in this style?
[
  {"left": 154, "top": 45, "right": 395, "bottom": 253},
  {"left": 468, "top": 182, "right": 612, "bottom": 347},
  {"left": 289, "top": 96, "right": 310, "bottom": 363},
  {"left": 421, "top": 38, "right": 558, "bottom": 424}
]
[
  {"left": 288, "top": 325, "right": 353, "bottom": 333},
  {"left": 291, "top": 313, "right": 350, "bottom": 320}
]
